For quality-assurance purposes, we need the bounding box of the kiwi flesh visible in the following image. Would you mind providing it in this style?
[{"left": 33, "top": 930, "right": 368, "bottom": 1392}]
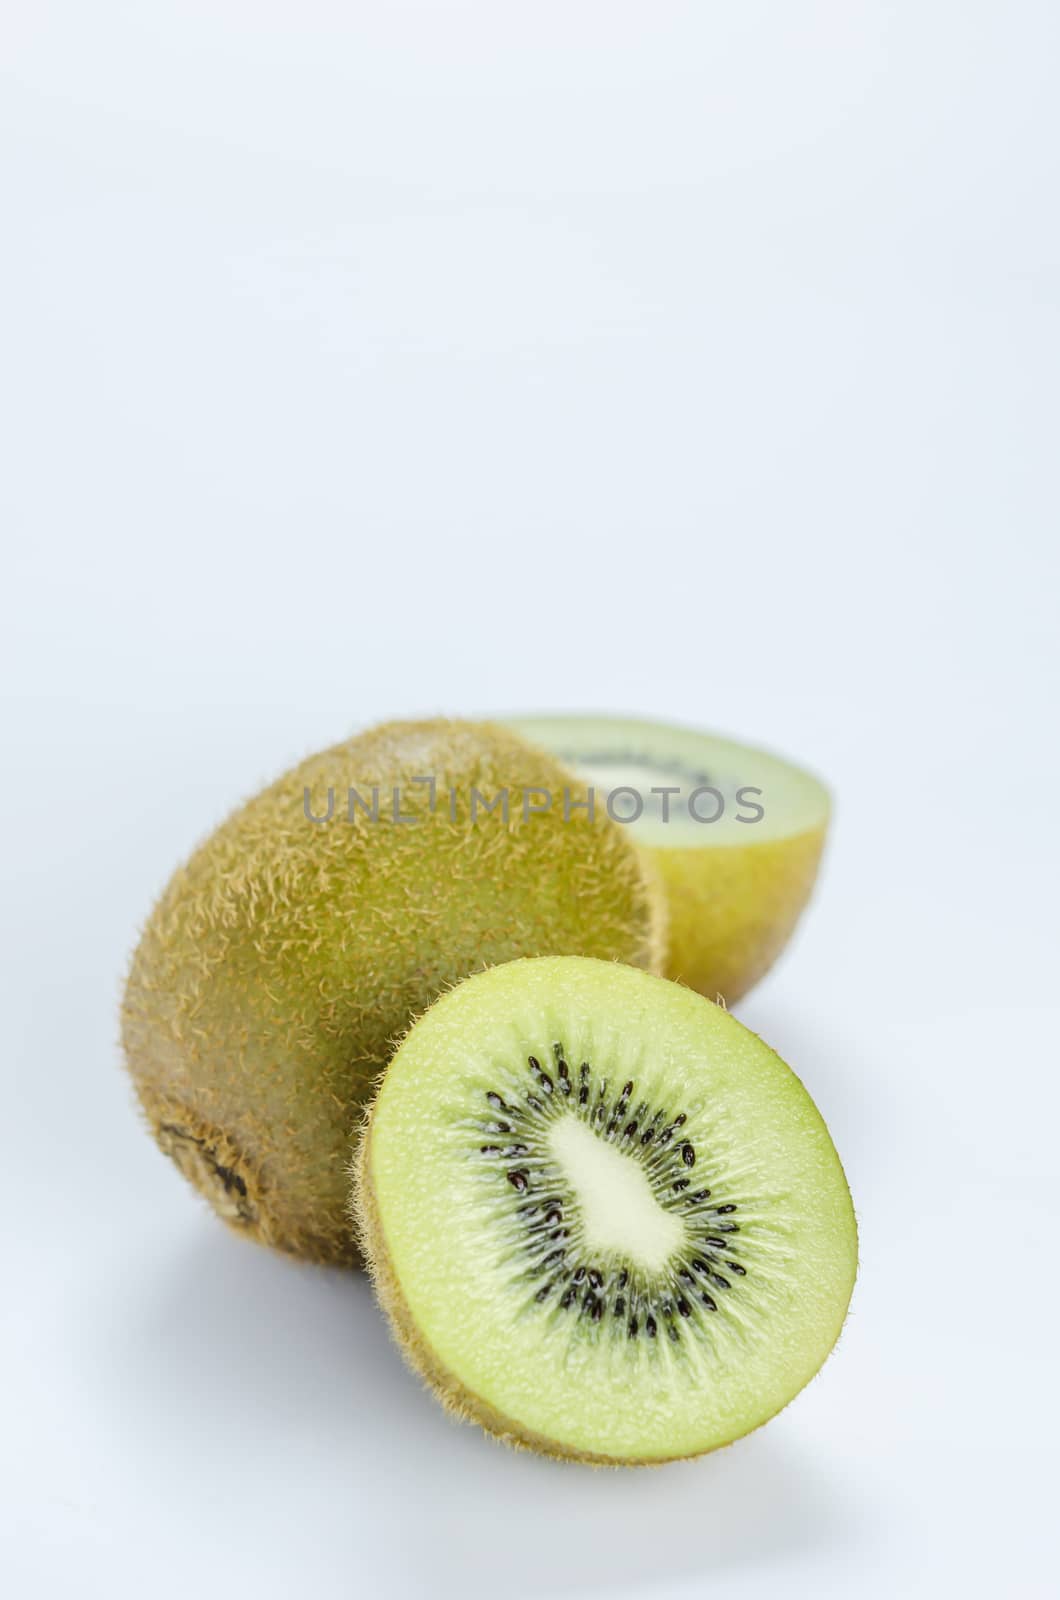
[
  {"left": 506, "top": 714, "right": 830, "bottom": 1004},
  {"left": 122, "top": 720, "right": 665, "bottom": 1265},
  {"left": 354, "top": 955, "right": 857, "bottom": 1464}
]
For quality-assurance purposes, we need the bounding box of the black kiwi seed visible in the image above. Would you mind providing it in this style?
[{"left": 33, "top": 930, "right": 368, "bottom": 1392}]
[{"left": 487, "top": 1048, "right": 751, "bottom": 1340}]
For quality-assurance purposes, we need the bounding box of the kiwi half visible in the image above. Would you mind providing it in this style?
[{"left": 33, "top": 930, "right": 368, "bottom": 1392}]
[
  {"left": 122, "top": 720, "right": 664, "bottom": 1264},
  {"left": 506, "top": 714, "right": 830, "bottom": 1004},
  {"left": 354, "top": 956, "right": 857, "bottom": 1464}
]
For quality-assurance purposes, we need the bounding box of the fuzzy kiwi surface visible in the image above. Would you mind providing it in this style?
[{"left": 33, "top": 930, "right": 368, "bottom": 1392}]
[
  {"left": 122, "top": 720, "right": 665, "bottom": 1264},
  {"left": 354, "top": 955, "right": 857, "bottom": 1465},
  {"left": 506, "top": 714, "right": 830, "bottom": 1003}
]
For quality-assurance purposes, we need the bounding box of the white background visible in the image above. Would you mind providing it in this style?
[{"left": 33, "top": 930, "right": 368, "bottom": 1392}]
[{"left": 2, "top": 4, "right": 1058, "bottom": 1596}]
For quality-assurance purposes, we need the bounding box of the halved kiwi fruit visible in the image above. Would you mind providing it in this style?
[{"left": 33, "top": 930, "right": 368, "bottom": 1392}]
[
  {"left": 506, "top": 714, "right": 830, "bottom": 1003},
  {"left": 122, "top": 720, "right": 664, "bottom": 1264},
  {"left": 354, "top": 956, "right": 857, "bottom": 1464}
]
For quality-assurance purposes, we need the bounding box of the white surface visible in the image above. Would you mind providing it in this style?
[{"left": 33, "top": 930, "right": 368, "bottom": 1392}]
[{"left": 2, "top": 4, "right": 1058, "bottom": 1597}]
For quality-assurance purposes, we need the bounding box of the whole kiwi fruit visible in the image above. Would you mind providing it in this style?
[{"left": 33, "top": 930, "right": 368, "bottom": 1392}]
[{"left": 122, "top": 719, "right": 664, "bottom": 1264}]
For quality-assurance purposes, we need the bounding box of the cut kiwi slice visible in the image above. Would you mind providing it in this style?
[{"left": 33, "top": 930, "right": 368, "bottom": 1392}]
[
  {"left": 507, "top": 714, "right": 831, "bottom": 1004},
  {"left": 354, "top": 956, "right": 857, "bottom": 1465}
]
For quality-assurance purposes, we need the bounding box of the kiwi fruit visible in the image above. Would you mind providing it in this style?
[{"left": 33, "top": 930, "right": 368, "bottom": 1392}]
[
  {"left": 122, "top": 720, "right": 665, "bottom": 1264},
  {"left": 354, "top": 955, "right": 857, "bottom": 1465},
  {"left": 506, "top": 714, "right": 830, "bottom": 1003}
]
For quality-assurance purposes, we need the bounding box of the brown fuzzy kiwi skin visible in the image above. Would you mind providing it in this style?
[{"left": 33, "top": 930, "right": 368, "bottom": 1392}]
[
  {"left": 122, "top": 719, "right": 666, "bottom": 1266},
  {"left": 351, "top": 1086, "right": 849, "bottom": 1469}
]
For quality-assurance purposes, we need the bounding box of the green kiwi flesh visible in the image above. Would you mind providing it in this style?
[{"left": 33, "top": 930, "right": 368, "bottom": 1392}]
[{"left": 355, "top": 956, "right": 858, "bottom": 1464}]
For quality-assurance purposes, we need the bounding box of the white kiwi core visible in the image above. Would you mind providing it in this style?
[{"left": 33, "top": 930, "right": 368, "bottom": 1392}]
[{"left": 548, "top": 1112, "right": 685, "bottom": 1273}]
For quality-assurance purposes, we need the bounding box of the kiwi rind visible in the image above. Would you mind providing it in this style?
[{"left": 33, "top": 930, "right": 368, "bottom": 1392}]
[
  {"left": 354, "top": 1100, "right": 737, "bottom": 1468},
  {"left": 353, "top": 1124, "right": 609, "bottom": 1463},
  {"left": 651, "top": 824, "right": 828, "bottom": 1003},
  {"left": 505, "top": 714, "right": 830, "bottom": 1004},
  {"left": 353, "top": 956, "right": 858, "bottom": 1465},
  {"left": 123, "top": 720, "right": 666, "bottom": 1265}
]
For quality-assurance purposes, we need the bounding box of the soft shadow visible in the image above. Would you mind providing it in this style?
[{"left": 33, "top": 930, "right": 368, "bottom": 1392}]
[
  {"left": 95, "top": 1221, "right": 867, "bottom": 1599},
  {"left": 409, "top": 1425, "right": 861, "bottom": 1598}
]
